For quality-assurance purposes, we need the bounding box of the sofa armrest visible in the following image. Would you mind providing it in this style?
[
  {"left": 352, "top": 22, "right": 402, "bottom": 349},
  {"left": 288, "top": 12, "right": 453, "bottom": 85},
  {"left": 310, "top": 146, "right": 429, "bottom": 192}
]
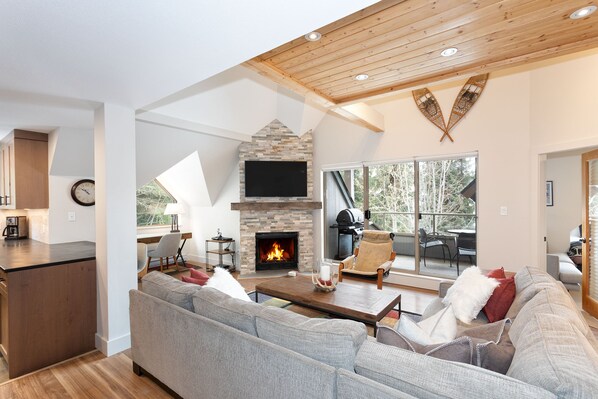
[
  {"left": 546, "top": 254, "right": 560, "bottom": 281},
  {"left": 438, "top": 280, "right": 454, "bottom": 298}
]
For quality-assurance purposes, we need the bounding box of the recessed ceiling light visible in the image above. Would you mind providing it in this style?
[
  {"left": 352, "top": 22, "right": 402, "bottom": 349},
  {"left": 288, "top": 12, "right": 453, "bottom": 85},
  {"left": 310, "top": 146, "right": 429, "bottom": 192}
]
[
  {"left": 441, "top": 47, "right": 458, "bottom": 57},
  {"left": 570, "top": 5, "right": 597, "bottom": 19},
  {"left": 355, "top": 74, "right": 369, "bottom": 81},
  {"left": 304, "top": 31, "right": 322, "bottom": 41}
]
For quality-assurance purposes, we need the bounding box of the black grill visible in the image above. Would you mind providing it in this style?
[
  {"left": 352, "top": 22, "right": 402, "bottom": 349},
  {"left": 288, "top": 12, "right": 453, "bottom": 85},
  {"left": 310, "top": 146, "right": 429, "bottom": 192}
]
[{"left": 330, "top": 208, "right": 364, "bottom": 260}]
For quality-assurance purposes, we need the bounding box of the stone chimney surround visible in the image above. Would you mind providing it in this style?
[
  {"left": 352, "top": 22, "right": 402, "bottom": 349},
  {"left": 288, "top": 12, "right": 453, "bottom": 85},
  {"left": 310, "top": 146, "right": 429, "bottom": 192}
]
[{"left": 231, "top": 120, "right": 321, "bottom": 275}]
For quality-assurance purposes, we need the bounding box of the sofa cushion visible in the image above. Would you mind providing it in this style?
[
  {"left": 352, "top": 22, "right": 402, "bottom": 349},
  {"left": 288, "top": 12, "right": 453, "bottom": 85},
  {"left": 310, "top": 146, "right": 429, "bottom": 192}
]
[
  {"left": 507, "top": 313, "right": 598, "bottom": 398},
  {"left": 336, "top": 369, "right": 418, "bottom": 399},
  {"left": 141, "top": 271, "right": 201, "bottom": 311},
  {"left": 442, "top": 266, "right": 499, "bottom": 324},
  {"left": 255, "top": 306, "right": 367, "bottom": 370},
  {"left": 205, "top": 267, "right": 251, "bottom": 302},
  {"left": 192, "top": 287, "right": 264, "bottom": 336},
  {"left": 181, "top": 275, "right": 208, "bottom": 286},
  {"left": 505, "top": 266, "right": 559, "bottom": 319},
  {"left": 397, "top": 306, "right": 456, "bottom": 345},
  {"left": 557, "top": 254, "right": 582, "bottom": 285},
  {"left": 509, "top": 287, "right": 592, "bottom": 347},
  {"left": 457, "top": 320, "right": 515, "bottom": 375},
  {"left": 354, "top": 340, "right": 556, "bottom": 399},
  {"left": 483, "top": 276, "right": 515, "bottom": 323},
  {"left": 377, "top": 325, "right": 473, "bottom": 364}
]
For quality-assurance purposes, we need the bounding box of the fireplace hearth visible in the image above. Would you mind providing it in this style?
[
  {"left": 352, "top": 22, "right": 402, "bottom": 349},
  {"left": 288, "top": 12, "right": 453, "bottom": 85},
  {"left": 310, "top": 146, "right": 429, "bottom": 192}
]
[{"left": 255, "top": 232, "right": 298, "bottom": 271}]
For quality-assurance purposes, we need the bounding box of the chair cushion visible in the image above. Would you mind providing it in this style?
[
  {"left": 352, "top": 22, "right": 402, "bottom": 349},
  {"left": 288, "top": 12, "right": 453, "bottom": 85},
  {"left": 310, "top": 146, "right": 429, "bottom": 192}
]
[
  {"left": 255, "top": 306, "right": 367, "bottom": 370},
  {"left": 354, "top": 240, "right": 393, "bottom": 273},
  {"left": 141, "top": 271, "right": 201, "bottom": 311}
]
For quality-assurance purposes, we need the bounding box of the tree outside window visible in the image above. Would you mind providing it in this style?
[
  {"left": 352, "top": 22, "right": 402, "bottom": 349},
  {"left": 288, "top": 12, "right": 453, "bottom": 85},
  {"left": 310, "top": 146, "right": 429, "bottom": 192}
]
[{"left": 136, "top": 180, "right": 175, "bottom": 226}]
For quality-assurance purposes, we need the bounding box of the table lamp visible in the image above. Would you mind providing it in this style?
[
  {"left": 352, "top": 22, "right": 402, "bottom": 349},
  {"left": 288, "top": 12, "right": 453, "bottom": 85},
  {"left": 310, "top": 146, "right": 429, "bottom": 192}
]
[{"left": 164, "top": 203, "right": 185, "bottom": 233}]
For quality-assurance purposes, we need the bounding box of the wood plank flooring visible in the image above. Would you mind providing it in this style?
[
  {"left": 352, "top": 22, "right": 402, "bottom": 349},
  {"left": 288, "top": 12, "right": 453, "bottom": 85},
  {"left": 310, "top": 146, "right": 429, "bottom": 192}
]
[{"left": 0, "top": 351, "right": 172, "bottom": 399}]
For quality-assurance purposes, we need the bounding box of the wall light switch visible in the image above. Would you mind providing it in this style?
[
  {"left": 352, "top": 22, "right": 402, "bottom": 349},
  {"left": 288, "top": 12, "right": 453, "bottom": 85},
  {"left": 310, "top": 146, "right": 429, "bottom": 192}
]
[
  {"left": 500, "top": 206, "right": 508, "bottom": 216},
  {"left": 68, "top": 211, "right": 76, "bottom": 222}
]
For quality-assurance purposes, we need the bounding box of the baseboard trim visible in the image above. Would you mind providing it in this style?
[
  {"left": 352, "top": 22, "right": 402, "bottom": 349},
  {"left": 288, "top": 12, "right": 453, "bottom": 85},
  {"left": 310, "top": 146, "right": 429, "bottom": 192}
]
[{"left": 95, "top": 332, "right": 131, "bottom": 356}]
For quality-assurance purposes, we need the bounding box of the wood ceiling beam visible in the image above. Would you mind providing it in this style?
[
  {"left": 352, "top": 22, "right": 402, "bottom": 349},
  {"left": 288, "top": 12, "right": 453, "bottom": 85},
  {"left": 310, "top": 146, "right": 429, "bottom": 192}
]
[
  {"left": 243, "top": 59, "right": 385, "bottom": 133},
  {"left": 243, "top": 59, "right": 336, "bottom": 108},
  {"left": 332, "top": 103, "right": 385, "bottom": 132}
]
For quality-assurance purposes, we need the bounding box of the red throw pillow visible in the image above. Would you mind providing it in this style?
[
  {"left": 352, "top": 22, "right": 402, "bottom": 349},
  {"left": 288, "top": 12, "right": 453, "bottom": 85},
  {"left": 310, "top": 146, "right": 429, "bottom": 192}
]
[
  {"left": 485, "top": 267, "right": 506, "bottom": 279},
  {"left": 483, "top": 276, "right": 515, "bottom": 322},
  {"left": 182, "top": 275, "right": 208, "bottom": 286},
  {"left": 189, "top": 268, "right": 210, "bottom": 280}
]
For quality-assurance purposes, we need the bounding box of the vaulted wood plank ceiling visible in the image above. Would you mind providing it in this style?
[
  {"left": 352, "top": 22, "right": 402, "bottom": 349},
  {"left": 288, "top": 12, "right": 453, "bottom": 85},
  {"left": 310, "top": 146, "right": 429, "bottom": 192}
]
[{"left": 246, "top": 0, "right": 598, "bottom": 107}]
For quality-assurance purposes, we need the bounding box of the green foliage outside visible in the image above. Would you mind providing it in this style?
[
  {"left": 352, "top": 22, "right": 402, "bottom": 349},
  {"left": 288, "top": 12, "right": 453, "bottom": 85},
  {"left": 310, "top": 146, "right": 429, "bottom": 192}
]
[
  {"left": 136, "top": 180, "right": 175, "bottom": 226},
  {"left": 348, "top": 157, "right": 476, "bottom": 234}
]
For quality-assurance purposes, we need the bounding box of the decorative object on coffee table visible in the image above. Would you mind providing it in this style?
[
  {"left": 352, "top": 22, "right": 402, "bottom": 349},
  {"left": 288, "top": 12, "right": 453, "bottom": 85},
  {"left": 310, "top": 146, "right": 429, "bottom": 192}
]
[{"left": 312, "top": 264, "right": 337, "bottom": 292}]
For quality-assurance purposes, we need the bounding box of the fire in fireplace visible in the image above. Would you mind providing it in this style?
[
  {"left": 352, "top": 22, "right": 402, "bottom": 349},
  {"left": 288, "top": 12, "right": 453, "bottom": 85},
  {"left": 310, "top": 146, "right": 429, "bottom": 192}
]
[{"left": 255, "top": 232, "right": 298, "bottom": 271}]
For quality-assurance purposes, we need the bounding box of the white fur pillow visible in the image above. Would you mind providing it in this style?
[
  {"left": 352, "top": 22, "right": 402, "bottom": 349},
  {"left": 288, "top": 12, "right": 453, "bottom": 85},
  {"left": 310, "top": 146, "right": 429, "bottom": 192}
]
[
  {"left": 205, "top": 267, "right": 251, "bottom": 302},
  {"left": 397, "top": 305, "right": 457, "bottom": 345},
  {"left": 442, "top": 266, "right": 499, "bottom": 324}
]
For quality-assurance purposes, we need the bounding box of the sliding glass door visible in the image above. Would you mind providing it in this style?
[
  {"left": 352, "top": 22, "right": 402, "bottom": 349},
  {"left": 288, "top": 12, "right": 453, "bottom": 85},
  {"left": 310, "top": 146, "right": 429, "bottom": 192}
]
[
  {"left": 367, "top": 162, "right": 416, "bottom": 272},
  {"left": 323, "top": 154, "right": 477, "bottom": 279}
]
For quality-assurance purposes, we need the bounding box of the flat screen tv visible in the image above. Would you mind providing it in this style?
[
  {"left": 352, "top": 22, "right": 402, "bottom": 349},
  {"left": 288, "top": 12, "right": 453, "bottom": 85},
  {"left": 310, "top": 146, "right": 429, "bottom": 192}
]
[{"left": 245, "top": 161, "right": 307, "bottom": 197}]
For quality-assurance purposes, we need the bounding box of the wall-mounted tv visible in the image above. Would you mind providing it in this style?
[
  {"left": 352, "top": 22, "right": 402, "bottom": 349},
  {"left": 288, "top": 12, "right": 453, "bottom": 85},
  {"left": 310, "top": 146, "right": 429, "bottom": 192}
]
[{"left": 245, "top": 161, "right": 307, "bottom": 197}]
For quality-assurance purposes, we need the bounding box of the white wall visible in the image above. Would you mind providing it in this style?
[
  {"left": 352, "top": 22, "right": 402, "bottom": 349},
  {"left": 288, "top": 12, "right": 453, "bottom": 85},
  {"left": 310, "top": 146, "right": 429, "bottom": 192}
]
[
  {"left": 47, "top": 175, "right": 96, "bottom": 244},
  {"left": 545, "top": 155, "right": 582, "bottom": 253},
  {"left": 529, "top": 49, "right": 598, "bottom": 267},
  {"left": 314, "top": 71, "right": 532, "bottom": 275},
  {"left": 187, "top": 165, "right": 240, "bottom": 266}
]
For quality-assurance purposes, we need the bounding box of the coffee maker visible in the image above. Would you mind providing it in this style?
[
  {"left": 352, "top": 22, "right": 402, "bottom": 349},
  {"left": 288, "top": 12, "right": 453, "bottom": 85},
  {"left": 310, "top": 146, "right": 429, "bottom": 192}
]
[{"left": 3, "top": 216, "right": 28, "bottom": 240}]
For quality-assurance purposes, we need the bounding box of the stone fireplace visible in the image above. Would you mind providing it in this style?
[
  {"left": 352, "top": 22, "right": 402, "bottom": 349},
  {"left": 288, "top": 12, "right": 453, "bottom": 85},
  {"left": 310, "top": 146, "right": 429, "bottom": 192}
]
[{"left": 231, "top": 120, "right": 321, "bottom": 274}]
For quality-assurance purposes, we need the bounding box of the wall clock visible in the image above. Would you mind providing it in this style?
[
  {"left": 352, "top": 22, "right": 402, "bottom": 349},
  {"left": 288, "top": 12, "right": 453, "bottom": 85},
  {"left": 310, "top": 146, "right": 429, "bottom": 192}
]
[{"left": 71, "top": 179, "right": 95, "bottom": 206}]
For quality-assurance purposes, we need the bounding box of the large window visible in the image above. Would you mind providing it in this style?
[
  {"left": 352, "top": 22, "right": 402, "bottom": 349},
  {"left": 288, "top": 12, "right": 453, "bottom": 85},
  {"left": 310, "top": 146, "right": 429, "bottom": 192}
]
[
  {"left": 136, "top": 179, "right": 175, "bottom": 226},
  {"left": 323, "top": 154, "right": 477, "bottom": 279}
]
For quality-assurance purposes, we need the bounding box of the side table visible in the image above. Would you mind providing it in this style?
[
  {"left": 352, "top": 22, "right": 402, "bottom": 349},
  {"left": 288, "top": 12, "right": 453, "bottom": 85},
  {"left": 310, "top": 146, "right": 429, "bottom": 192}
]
[{"left": 205, "top": 239, "right": 236, "bottom": 272}]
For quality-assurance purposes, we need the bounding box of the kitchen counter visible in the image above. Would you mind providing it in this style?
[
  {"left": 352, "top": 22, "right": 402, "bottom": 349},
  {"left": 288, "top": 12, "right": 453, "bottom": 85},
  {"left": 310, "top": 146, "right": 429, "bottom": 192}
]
[
  {"left": 0, "top": 239, "right": 96, "bottom": 378},
  {"left": 0, "top": 239, "right": 95, "bottom": 272}
]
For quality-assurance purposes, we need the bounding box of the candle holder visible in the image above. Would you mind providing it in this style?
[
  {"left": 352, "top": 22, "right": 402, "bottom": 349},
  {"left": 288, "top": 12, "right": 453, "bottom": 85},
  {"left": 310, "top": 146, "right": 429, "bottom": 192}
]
[{"left": 311, "top": 270, "right": 338, "bottom": 292}]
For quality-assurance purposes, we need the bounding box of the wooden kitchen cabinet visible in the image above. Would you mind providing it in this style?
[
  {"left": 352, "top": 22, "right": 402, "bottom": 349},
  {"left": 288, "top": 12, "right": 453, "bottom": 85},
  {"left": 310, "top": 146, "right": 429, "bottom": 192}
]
[
  {"left": 0, "top": 130, "right": 48, "bottom": 209},
  {"left": 0, "top": 261, "right": 97, "bottom": 378}
]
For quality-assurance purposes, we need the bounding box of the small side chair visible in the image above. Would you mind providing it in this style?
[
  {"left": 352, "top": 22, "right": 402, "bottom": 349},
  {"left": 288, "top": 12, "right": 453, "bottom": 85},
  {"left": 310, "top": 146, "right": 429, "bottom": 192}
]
[
  {"left": 146, "top": 232, "right": 182, "bottom": 273},
  {"left": 338, "top": 230, "right": 395, "bottom": 289}
]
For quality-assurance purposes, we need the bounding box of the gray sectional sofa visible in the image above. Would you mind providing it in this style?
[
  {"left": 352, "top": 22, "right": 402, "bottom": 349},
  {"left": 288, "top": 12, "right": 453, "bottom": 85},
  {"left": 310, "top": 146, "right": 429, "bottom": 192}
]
[
  {"left": 546, "top": 253, "right": 582, "bottom": 291},
  {"left": 129, "top": 267, "right": 598, "bottom": 399}
]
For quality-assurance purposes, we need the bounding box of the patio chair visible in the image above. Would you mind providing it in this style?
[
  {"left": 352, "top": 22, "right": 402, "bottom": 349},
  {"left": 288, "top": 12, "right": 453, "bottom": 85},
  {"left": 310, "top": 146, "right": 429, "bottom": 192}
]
[
  {"left": 455, "top": 233, "right": 476, "bottom": 275},
  {"left": 419, "top": 228, "right": 452, "bottom": 268},
  {"left": 338, "top": 230, "right": 395, "bottom": 289}
]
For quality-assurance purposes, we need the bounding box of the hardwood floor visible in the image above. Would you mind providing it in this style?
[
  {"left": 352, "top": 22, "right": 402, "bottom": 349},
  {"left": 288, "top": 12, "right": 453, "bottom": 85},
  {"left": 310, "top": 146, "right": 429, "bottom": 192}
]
[
  {"left": 0, "top": 351, "right": 172, "bottom": 399},
  {"left": 0, "top": 262, "right": 437, "bottom": 397}
]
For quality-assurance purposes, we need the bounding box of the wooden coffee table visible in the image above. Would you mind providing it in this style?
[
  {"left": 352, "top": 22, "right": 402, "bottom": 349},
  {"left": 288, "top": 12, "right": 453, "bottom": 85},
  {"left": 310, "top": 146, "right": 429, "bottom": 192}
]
[{"left": 255, "top": 275, "right": 402, "bottom": 335}]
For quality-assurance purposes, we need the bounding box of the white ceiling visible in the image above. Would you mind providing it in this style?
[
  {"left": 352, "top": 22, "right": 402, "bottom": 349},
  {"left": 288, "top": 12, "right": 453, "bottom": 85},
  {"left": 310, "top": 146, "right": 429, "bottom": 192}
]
[{"left": 0, "top": 0, "right": 378, "bottom": 120}]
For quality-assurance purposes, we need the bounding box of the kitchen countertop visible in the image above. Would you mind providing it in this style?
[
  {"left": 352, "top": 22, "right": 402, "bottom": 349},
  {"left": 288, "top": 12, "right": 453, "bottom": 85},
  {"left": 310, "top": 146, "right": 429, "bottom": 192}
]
[{"left": 0, "top": 239, "right": 96, "bottom": 272}]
